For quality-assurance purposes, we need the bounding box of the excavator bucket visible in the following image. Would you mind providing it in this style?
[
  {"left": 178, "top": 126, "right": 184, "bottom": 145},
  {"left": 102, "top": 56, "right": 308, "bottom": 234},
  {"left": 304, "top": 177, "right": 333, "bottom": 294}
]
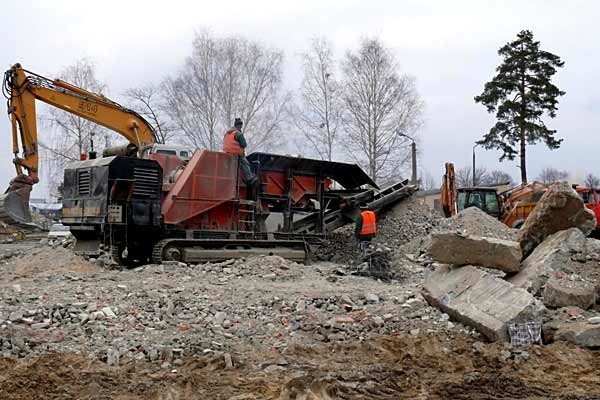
[{"left": 0, "top": 176, "right": 36, "bottom": 228}]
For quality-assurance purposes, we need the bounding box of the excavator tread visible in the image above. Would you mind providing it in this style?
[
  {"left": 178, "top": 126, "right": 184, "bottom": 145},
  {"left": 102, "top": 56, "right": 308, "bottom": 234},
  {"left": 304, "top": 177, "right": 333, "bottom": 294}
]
[{"left": 150, "top": 237, "right": 308, "bottom": 264}]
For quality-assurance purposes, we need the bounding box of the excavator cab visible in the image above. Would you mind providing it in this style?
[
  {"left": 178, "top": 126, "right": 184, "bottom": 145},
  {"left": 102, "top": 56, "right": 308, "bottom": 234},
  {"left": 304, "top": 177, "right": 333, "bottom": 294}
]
[{"left": 456, "top": 187, "right": 502, "bottom": 218}]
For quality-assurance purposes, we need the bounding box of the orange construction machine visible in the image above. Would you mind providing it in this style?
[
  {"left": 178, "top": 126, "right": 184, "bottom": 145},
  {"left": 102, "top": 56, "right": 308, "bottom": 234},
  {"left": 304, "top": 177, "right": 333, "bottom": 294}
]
[
  {"left": 441, "top": 163, "right": 600, "bottom": 230},
  {"left": 440, "top": 163, "right": 547, "bottom": 228},
  {"left": 3, "top": 63, "right": 416, "bottom": 265}
]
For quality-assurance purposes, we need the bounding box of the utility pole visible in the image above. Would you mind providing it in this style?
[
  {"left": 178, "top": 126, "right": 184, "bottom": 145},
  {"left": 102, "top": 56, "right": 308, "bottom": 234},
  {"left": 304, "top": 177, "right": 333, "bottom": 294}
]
[
  {"left": 472, "top": 144, "right": 479, "bottom": 186},
  {"left": 398, "top": 132, "right": 417, "bottom": 186},
  {"left": 411, "top": 141, "right": 417, "bottom": 186}
]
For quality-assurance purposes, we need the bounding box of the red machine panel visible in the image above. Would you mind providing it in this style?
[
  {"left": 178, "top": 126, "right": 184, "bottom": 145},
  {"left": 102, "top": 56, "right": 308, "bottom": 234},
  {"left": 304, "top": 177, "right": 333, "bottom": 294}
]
[
  {"left": 162, "top": 150, "right": 239, "bottom": 227},
  {"left": 261, "top": 172, "right": 331, "bottom": 206}
]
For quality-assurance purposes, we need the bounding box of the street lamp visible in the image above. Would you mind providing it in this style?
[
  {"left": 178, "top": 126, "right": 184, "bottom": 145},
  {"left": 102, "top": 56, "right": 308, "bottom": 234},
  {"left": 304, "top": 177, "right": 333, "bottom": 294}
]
[
  {"left": 472, "top": 143, "right": 479, "bottom": 186},
  {"left": 399, "top": 132, "right": 417, "bottom": 186}
]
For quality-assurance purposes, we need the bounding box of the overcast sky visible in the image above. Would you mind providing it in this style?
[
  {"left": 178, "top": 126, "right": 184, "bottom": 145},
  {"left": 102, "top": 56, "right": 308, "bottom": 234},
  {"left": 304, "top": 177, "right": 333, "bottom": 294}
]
[{"left": 2, "top": 0, "right": 599, "bottom": 196}]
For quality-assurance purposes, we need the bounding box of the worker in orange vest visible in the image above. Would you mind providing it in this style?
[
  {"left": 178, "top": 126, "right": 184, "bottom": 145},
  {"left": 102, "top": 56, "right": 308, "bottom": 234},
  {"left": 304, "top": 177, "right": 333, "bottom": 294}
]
[
  {"left": 223, "top": 118, "right": 258, "bottom": 189},
  {"left": 355, "top": 206, "right": 376, "bottom": 253}
]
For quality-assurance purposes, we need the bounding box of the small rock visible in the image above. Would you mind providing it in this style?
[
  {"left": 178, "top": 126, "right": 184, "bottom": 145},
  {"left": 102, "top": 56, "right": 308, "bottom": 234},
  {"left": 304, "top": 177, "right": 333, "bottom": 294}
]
[
  {"left": 296, "top": 300, "right": 306, "bottom": 312},
  {"left": 365, "top": 293, "right": 379, "bottom": 304},
  {"left": 371, "top": 316, "right": 384, "bottom": 327},
  {"left": 214, "top": 312, "right": 227, "bottom": 326},
  {"left": 102, "top": 307, "right": 117, "bottom": 319},
  {"left": 500, "top": 350, "right": 512, "bottom": 362},
  {"left": 472, "top": 341, "right": 485, "bottom": 353},
  {"left": 31, "top": 321, "right": 50, "bottom": 329},
  {"left": 335, "top": 317, "right": 355, "bottom": 324},
  {"left": 588, "top": 317, "right": 600, "bottom": 324},
  {"left": 9, "top": 311, "right": 23, "bottom": 322},
  {"left": 224, "top": 352, "right": 234, "bottom": 369},
  {"left": 12, "top": 284, "right": 21, "bottom": 293},
  {"left": 410, "top": 328, "right": 420, "bottom": 336},
  {"left": 107, "top": 348, "right": 120, "bottom": 366}
]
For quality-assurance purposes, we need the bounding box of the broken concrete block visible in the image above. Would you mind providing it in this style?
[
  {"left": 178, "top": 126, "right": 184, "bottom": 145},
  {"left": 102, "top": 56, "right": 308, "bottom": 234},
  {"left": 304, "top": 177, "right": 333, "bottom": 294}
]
[
  {"left": 556, "top": 323, "right": 600, "bottom": 348},
  {"left": 429, "top": 233, "right": 521, "bottom": 272},
  {"left": 508, "top": 228, "right": 592, "bottom": 296},
  {"left": 548, "top": 321, "right": 600, "bottom": 348},
  {"left": 517, "top": 182, "right": 596, "bottom": 258},
  {"left": 542, "top": 276, "right": 596, "bottom": 309},
  {"left": 422, "top": 265, "right": 545, "bottom": 342}
]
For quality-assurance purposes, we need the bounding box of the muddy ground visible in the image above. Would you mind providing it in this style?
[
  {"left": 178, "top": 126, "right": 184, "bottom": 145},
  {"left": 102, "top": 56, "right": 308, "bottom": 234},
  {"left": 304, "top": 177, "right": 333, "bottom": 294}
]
[{"left": 1, "top": 333, "right": 599, "bottom": 399}]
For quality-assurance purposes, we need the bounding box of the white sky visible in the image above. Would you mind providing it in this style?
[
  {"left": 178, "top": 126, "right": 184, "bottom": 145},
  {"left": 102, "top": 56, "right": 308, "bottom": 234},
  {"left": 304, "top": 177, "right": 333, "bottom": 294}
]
[{"left": 2, "top": 0, "right": 599, "bottom": 196}]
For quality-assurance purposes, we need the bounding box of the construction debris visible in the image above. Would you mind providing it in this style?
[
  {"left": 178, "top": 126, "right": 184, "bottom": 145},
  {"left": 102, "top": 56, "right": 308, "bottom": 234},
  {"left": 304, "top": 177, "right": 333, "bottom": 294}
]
[
  {"left": 542, "top": 275, "right": 597, "bottom": 309},
  {"left": 422, "top": 265, "right": 545, "bottom": 342},
  {"left": 508, "top": 228, "right": 587, "bottom": 295},
  {"left": 428, "top": 233, "right": 522, "bottom": 272},
  {"left": 517, "top": 182, "right": 597, "bottom": 257},
  {"left": 544, "top": 308, "right": 600, "bottom": 348}
]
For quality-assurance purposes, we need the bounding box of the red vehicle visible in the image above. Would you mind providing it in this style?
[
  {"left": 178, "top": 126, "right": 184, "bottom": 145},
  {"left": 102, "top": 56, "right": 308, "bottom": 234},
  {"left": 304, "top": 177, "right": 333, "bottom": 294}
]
[{"left": 575, "top": 187, "right": 600, "bottom": 230}]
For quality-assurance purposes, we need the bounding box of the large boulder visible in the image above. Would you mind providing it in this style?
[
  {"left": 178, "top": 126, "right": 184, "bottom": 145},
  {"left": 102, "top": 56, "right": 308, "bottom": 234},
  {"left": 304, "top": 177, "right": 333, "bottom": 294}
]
[
  {"left": 508, "top": 228, "right": 600, "bottom": 309},
  {"left": 517, "top": 182, "right": 596, "bottom": 258},
  {"left": 508, "top": 228, "right": 586, "bottom": 295},
  {"left": 542, "top": 275, "right": 597, "bottom": 309},
  {"left": 428, "top": 233, "right": 522, "bottom": 272},
  {"left": 422, "top": 265, "right": 545, "bottom": 342}
]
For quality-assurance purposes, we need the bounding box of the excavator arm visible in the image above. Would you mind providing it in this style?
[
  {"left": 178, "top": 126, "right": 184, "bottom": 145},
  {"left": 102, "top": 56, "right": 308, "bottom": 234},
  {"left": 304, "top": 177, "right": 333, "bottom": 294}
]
[{"left": 1, "top": 63, "right": 157, "bottom": 227}]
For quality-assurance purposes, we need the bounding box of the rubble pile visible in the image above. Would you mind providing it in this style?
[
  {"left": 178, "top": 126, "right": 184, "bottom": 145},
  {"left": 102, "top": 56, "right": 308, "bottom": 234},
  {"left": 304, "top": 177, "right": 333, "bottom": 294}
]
[
  {"left": 377, "top": 196, "right": 445, "bottom": 246},
  {"left": 0, "top": 248, "right": 477, "bottom": 365},
  {"left": 423, "top": 182, "right": 600, "bottom": 347},
  {"left": 316, "top": 196, "right": 444, "bottom": 263},
  {"left": 439, "top": 206, "right": 517, "bottom": 240}
]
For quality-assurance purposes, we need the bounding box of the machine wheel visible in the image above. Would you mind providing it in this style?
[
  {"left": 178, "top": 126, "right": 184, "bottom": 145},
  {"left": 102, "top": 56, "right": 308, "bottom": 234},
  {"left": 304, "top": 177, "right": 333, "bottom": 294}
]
[
  {"left": 111, "top": 244, "right": 147, "bottom": 268},
  {"left": 111, "top": 244, "right": 127, "bottom": 266}
]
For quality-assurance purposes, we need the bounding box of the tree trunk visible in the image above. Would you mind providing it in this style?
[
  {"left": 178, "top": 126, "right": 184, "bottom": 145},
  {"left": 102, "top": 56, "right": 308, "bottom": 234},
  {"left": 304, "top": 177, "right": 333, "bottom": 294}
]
[{"left": 520, "top": 126, "right": 527, "bottom": 184}]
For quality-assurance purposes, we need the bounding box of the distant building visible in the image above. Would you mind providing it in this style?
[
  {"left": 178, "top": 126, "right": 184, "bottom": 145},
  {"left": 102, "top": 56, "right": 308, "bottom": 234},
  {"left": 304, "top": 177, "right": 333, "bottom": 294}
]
[{"left": 30, "top": 200, "right": 62, "bottom": 220}]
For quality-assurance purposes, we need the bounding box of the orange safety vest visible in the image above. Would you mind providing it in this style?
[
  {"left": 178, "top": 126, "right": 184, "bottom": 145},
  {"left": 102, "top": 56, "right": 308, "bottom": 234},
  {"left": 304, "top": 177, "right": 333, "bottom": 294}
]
[
  {"left": 359, "top": 210, "right": 377, "bottom": 235},
  {"left": 222, "top": 129, "right": 244, "bottom": 154}
]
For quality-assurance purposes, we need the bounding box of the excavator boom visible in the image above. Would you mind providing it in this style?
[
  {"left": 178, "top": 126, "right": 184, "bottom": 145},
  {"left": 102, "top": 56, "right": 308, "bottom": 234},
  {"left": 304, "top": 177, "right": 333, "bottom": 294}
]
[{"left": 0, "top": 63, "right": 157, "bottom": 227}]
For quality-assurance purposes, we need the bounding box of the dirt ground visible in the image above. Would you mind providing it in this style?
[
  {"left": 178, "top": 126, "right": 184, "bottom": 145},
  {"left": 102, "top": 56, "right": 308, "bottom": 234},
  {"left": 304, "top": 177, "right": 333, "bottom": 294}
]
[
  {"left": 1, "top": 333, "right": 599, "bottom": 400},
  {"left": 2, "top": 210, "right": 600, "bottom": 399}
]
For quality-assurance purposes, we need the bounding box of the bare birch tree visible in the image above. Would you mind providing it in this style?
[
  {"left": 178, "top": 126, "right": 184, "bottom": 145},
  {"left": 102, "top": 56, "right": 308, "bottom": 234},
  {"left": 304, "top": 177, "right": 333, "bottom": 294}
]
[
  {"left": 455, "top": 166, "right": 489, "bottom": 187},
  {"left": 123, "top": 84, "right": 175, "bottom": 144},
  {"left": 536, "top": 167, "right": 569, "bottom": 184},
  {"left": 341, "top": 38, "right": 423, "bottom": 184},
  {"left": 41, "top": 58, "right": 108, "bottom": 196},
  {"left": 292, "top": 37, "right": 343, "bottom": 161},
  {"left": 584, "top": 173, "right": 600, "bottom": 188},
  {"left": 163, "top": 30, "right": 290, "bottom": 152}
]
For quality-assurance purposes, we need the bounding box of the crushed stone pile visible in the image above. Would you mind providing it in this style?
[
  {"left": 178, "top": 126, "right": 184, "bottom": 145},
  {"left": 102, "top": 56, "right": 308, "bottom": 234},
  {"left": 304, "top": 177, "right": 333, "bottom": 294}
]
[
  {"left": 9, "top": 246, "right": 100, "bottom": 277},
  {"left": 316, "top": 196, "right": 445, "bottom": 263},
  {"left": 0, "top": 246, "right": 479, "bottom": 364},
  {"left": 439, "top": 207, "right": 517, "bottom": 241}
]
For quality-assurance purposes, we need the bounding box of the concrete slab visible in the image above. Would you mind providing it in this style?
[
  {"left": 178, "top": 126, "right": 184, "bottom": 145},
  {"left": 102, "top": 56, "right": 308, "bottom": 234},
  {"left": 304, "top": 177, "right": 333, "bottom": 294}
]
[
  {"left": 429, "top": 233, "right": 521, "bottom": 272},
  {"left": 422, "top": 264, "right": 545, "bottom": 342}
]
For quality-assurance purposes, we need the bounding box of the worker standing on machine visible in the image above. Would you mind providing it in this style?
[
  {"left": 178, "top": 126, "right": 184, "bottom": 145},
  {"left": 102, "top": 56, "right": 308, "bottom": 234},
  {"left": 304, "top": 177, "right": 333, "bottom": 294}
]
[
  {"left": 355, "top": 206, "right": 377, "bottom": 255},
  {"left": 223, "top": 118, "right": 258, "bottom": 189}
]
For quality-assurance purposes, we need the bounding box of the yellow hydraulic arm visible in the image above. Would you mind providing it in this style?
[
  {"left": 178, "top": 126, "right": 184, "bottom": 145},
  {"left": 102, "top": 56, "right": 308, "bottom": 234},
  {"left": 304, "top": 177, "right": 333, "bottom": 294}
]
[{"left": 3, "top": 63, "right": 157, "bottom": 182}]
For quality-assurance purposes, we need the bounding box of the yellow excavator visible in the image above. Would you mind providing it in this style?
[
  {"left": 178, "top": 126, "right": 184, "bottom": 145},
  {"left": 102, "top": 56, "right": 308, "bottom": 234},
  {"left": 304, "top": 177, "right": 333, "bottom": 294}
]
[{"left": 0, "top": 63, "right": 158, "bottom": 228}]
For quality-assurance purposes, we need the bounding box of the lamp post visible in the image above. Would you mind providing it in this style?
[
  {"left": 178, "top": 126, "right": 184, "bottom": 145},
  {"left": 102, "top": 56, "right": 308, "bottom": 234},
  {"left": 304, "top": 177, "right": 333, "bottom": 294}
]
[
  {"left": 399, "top": 133, "right": 417, "bottom": 185},
  {"left": 472, "top": 143, "right": 479, "bottom": 186}
]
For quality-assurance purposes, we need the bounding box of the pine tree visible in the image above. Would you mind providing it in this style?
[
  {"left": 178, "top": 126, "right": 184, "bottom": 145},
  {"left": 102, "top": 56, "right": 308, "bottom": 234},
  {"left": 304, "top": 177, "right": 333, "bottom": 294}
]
[{"left": 475, "top": 30, "right": 565, "bottom": 184}]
